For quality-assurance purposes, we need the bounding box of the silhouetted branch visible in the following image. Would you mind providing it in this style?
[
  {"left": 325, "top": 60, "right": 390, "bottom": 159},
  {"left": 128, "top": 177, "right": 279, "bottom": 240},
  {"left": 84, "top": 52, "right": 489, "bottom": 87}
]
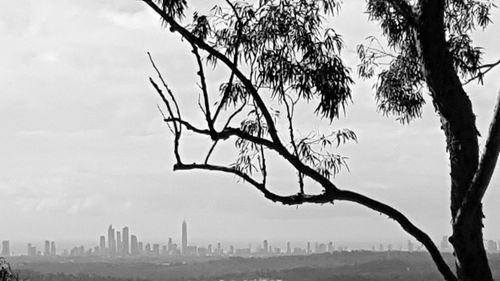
[
  {"left": 172, "top": 159, "right": 457, "bottom": 281},
  {"left": 173, "top": 162, "right": 333, "bottom": 205},
  {"left": 149, "top": 78, "right": 182, "bottom": 163},
  {"left": 147, "top": 52, "right": 182, "bottom": 124},
  {"left": 284, "top": 96, "right": 304, "bottom": 194},
  {"left": 455, "top": 91, "right": 500, "bottom": 223},
  {"left": 335, "top": 189, "right": 457, "bottom": 281},
  {"left": 212, "top": 1, "right": 247, "bottom": 123},
  {"left": 463, "top": 58, "right": 500, "bottom": 85},
  {"left": 205, "top": 103, "right": 246, "bottom": 164},
  {"left": 157, "top": 104, "right": 174, "bottom": 134},
  {"left": 252, "top": 101, "right": 268, "bottom": 185},
  {"left": 142, "top": 0, "right": 284, "bottom": 149},
  {"left": 191, "top": 43, "right": 214, "bottom": 132}
]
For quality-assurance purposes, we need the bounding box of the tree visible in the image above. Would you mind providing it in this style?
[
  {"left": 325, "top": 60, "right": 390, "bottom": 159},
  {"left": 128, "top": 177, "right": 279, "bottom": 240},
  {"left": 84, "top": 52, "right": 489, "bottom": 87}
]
[{"left": 141, "top": 0, "right": 500, "bottom": 280}]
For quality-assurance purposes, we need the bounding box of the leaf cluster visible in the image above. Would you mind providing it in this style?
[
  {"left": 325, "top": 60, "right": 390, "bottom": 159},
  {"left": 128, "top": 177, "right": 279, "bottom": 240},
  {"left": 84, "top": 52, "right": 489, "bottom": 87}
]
[
  {"left": 199, "top": 0, "right": 353, "bottom": 120},
  {"left": 296, "top": 129, "right": 357, "bottom": 179},
  {"left": 154, "top": 0, "right": 188, "bottom": 20},
  {"left": 359, "top": 0, "right": 495, "bottom": 123}
]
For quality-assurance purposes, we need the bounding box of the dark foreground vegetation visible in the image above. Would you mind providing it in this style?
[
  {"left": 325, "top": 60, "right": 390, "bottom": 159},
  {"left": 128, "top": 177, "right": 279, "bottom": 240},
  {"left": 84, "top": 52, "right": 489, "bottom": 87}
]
[{"left": 6, "top": 252, "right": 500, "bottom": 281}]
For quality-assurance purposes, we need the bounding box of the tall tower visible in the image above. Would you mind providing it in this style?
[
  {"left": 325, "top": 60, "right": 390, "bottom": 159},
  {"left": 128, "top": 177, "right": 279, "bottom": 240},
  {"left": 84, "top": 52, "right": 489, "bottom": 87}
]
[
  {"left": 263, "top": 240, "right": 268, "bottom": 254},
  {"left": 131, "top": 235, "right": 138, "bottom": 256},
  {"left": 122, "top": 227, "right": 129, "bottom": 255},
  {"left": 50, "top": 241, "right": 56, "bottom": 256},
  {"left": 99, "top": 235, "right": 106, "bottom": 255},
  {"left": 117, "top": 231, "right": 122, "bottom": 255},
  {"left": 44, "top": 240, "right": 50, "bottom": 256},
  {"left": 181, "top": 220, "right": 187, "bottom": 255},
  {"left": 108, "top": 225, "right": 116, "bottom": 256},
  {"left": 167, "top": 237, "right": 173, "bottom": 254}
]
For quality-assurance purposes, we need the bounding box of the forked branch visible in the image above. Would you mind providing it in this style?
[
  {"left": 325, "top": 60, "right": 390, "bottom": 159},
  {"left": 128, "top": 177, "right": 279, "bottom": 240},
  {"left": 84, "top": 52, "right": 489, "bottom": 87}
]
[
  {"left": 455, "top": 91, "right": 500, "bottom": 224},
  {"left": 142, "top": 0, "right": 284, "bottom": 149}
]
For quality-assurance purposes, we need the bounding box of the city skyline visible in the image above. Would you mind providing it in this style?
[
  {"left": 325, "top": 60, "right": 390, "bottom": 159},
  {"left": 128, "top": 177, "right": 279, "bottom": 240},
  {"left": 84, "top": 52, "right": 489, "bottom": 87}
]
[
  {"left": 0, "top": 0, "right": 499, "bottom": 253},
  {"left": 4, "top": 220, "right": 500, "bottom": 257}
]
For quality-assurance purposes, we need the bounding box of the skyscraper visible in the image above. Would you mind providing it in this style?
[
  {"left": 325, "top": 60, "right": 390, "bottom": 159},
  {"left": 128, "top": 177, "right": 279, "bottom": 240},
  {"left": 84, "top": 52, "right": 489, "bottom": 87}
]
[
  {"left": 263, "top": 240, "right": 268, "bottom": 254},
  {"left": 117, "top": 231, "right": 122, "bottom": 255},
  {"left": 50, "top": 241, "right": 56, "bottom": 256},
  {"left": 327, "top": 241, "right": 334, "bottom": 253},
  {"left": 130, "top": 235, "right": 138, "bottom": 256},
  {"left": 153, "top": 244, "right": 160, "bottom": 255},
  {"left": 216, "top": 242, "right": 222, "bottom": 255},
  {"left": 138, "top": 241, "right": 143, "bottom": 253},
  {"left": 99, "top": 235, "right": 106, "bottom": 255},
  {"left": 108, "top": 225, "right": 116, "bottom": 256},
  {"left": 1, "top": 241, "right": 10, "bottom": 257},
  {"left": 167, "top": 237, "right": 173, "bottom": 254},
  {"left": 122, "top": 226, "right": 129, "bottom": 255},
  {"left": 44, "top": 240, "right": 50, "bottom": 256},
  {"left": 181, "top": 220, "right": 187, "bottom": 255},
  {"left": 27, "top": 243, "right": 37, "bottom": 256}
]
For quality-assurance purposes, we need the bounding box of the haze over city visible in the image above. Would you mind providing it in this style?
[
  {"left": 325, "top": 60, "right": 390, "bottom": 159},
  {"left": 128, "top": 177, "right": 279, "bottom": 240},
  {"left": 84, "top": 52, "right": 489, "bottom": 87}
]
[
  {"left": 4, "top": 220, "right": 500, "bottom": 259},
  {"left": 1, "top": 0, "right": 500, "bottom": 254}
]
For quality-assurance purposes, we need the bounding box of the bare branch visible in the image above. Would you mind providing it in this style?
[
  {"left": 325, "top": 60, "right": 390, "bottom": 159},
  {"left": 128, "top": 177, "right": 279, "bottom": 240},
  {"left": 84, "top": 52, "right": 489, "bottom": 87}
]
[
  {"left": 204, "top": 102, "right": 246, "bottom": 164},
  {"left": 191, "top": 44, "right": 214, "bottom": 132},
  {"left": 284, "top": 96, "right": 304, "bottom": 194},
  {"left": 463, "top": 58, "right": 500, "bottom": 85},
  {"left": 147, "top": 52, "right": 182, "bottom": 123},
  {"left": 335, "top": 189, "right": 457, "bottom": 281},
  {"left": 150, "top": 78, "right": 182, "bottom": 163},
  {"left": 172, "top": 160, "right": 457, "bottom": 281},
  {"left": 142, "top": 0, "right": 284, "bottom": 149},
  {"left": 173, "top": 162, "right": 333, "bottom": 205},
  {"left": 150, "top": 78, "right": 177, "bottom": 131},
  {"left": 157, "top": 104, "right": 174, "bottom": 134}
]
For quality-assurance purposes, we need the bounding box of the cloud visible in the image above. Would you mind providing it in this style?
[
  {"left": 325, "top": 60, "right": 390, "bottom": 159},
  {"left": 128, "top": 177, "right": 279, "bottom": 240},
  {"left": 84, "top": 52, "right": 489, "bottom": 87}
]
[{"left": 101, "top": 9, "right": 159, "bottom": 30}]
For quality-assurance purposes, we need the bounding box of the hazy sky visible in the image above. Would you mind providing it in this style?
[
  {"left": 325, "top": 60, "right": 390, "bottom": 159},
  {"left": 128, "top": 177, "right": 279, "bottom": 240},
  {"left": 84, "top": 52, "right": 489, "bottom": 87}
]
[{"left": 1, "top": 1, "right": 499, "bottom": 252}]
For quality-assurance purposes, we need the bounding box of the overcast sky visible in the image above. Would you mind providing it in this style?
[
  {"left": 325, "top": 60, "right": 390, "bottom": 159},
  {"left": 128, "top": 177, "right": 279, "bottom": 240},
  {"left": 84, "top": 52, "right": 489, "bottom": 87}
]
[{"left": 1, "top": 1, "right": 499, "bottom": 252}]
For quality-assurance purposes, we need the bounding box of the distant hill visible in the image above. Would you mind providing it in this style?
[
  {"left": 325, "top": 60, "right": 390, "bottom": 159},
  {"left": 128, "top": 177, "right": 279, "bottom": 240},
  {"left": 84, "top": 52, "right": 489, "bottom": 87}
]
[{"left": 7, "top": 252, "right": 500, "bottom": 281}]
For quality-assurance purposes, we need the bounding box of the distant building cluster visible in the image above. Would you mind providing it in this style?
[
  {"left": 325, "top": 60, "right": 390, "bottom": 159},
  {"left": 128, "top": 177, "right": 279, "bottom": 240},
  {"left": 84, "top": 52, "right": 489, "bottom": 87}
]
[
  {"left": 89, "top": 221, "right": 339, "bottom": 257},
  {"left": 25, "top": 240, "right": 56, "bottom": 257},
  {"left": 440, "top": 235, "right": 500, "bottom": 253},
  {"left": 89, "top": 221, "right": 333, "bottom": 257},
  {"left": 9, "top": 227, "right": 500, "bottom": 258}
]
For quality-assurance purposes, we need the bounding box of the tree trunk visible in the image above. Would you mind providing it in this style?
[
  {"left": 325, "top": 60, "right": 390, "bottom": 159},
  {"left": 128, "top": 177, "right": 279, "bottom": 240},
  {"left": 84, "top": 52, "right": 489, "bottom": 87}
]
[{"left": 416, "top": 1, "right": 493, "bottom": 280}]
